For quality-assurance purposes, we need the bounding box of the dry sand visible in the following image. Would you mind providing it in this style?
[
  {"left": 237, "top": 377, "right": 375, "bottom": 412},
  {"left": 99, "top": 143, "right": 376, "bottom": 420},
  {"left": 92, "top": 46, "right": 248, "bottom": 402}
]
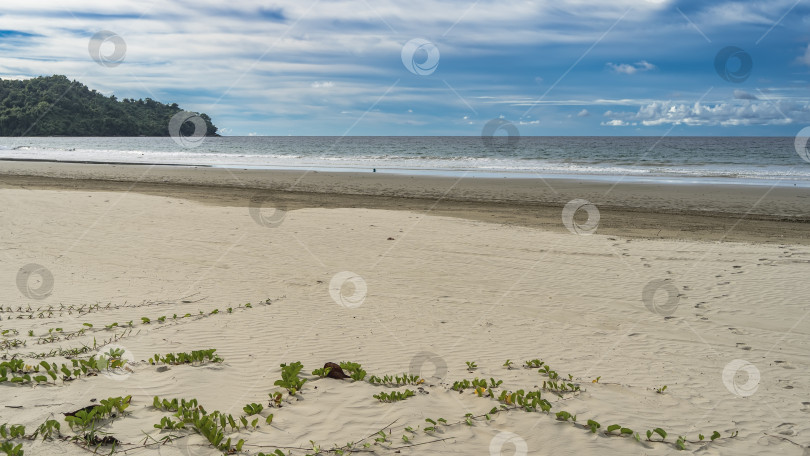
[{"left": 0, "top": 162, "right": 809, "bottom": 455}]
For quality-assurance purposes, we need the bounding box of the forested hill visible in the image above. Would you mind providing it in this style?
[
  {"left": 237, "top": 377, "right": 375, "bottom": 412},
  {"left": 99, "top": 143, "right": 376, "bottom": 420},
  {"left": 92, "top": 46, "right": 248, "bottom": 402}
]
[{"left": 0, "top": 75, "right": 219, "bottom": 136}]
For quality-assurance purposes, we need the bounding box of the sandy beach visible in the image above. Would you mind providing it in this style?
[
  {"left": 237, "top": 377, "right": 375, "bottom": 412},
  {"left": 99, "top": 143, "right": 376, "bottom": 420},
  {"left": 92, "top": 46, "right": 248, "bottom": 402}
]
[{"left": 1, "top": 161, "right": 809, "bottom": 455}]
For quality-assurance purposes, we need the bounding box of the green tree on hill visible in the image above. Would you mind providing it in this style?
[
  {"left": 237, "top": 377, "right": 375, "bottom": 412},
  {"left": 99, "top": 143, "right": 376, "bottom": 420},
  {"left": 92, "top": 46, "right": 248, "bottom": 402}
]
[{"left": 0, "top": 75, "right": 219, "bottom": 137}]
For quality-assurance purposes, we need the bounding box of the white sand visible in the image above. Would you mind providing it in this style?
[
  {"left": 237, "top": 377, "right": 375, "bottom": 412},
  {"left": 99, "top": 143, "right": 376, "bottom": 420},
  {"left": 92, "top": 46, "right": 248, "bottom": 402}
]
[{"left": 0, "top": 188, "right": 808, "bottom": 455}]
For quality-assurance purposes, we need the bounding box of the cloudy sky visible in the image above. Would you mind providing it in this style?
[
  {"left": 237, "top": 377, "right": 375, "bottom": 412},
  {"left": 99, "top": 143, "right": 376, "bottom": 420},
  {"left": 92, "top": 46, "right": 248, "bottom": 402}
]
[{"left": 2, "top": 0, "right": 810, "bottom": 136}]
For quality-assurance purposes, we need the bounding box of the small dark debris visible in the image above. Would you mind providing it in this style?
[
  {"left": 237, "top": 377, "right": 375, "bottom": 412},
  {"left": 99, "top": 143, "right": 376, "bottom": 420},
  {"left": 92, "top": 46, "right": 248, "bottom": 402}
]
[
  {"left": 84, "top": 434, "right": 120, "bottom": 446},
  {"left": 64, "top": 405, "right": 96, "bottom": 417},
  {"left": 323, "top": 362, "right": 349, "bottom": 380},
  {"left": 387, "top": 237, "right": 395, "bottom": 240}
]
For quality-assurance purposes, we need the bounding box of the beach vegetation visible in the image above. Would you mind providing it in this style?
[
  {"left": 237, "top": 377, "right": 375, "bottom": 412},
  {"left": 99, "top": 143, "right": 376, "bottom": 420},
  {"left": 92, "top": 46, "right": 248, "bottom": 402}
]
[
  {"left": 275, "top": 362, "right": 307, "bottom": 395},
  {"left": 339, "top": 361, "right": 367, "bottom": 381},
  {"left": 373, "top": 389, "right": 415, "bottom": 402}
]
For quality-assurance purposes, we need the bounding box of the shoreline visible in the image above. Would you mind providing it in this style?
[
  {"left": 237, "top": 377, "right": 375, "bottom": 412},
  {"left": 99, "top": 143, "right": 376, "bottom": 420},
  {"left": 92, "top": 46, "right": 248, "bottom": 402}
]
[
  {"left": 1, "top": 159, "right": 809, "bottom": 244},
  {"left": 3, "top": 156, "right": 809, "bottom": 188}
]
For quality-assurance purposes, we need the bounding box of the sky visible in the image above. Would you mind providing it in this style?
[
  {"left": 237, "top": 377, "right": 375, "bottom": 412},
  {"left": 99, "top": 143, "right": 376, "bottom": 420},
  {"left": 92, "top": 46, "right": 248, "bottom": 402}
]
[{"left": 1, "top": 0, "right": 810, "bottom": 136}]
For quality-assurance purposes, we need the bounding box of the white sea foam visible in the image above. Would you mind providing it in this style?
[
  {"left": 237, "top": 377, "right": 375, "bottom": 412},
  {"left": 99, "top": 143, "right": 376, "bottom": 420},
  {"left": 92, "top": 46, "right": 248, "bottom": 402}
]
[{"left": 1, "top": 137, "right": 809, "bottom": 187}]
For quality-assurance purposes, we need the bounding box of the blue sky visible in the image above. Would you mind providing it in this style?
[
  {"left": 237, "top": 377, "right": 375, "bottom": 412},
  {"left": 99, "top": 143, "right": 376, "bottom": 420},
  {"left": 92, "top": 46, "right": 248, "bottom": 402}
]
[{"left": 1, "top": 0, "right": 810, "bottom": 136}]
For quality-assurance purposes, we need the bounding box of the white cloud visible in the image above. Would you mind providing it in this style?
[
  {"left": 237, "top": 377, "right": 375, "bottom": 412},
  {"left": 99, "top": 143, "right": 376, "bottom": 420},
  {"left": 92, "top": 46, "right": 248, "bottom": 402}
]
[
  {"left": 733, "top": 90, "right": 757, "bottom": 100},
  {"left": 606, "top": 60, "right": 656, "bottom": 75},
  {"left": 311, "top": 81, "right": 334, "bottom": 88},
  {"left": 577, "top": 109, "right": 590, "bottom": 117},
  {"left": 601, "top": 119, "right": 629, "bottom": 126},
  {"left": 604, "top": 100, "right": 810, "bottom": 126},
  {"left": 797, "top": 44, "right": 810, "bottom": 66}
]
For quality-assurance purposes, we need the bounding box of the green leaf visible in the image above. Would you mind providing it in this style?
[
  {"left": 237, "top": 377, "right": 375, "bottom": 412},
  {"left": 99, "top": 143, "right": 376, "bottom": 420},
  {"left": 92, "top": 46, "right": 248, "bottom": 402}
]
[
  {"left": 710, "top": 431, "right": 721, "bottom": 441},
  {"left": 266, "top": 414, "right": 273, "bottom": 425},
  {"left": 607, "top": 424, "right": 621, "bottom": 433},
  {"left": 620, "top": 428, "right": 633, "bottom": 435},
  {"left": 653, "top": 428, "right": 667, "bottom": 440}
]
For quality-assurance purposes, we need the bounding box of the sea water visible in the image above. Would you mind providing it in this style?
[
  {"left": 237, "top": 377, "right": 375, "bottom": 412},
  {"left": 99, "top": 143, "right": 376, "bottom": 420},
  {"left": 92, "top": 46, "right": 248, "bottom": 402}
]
[{"left": 1, "top": 136, "right": 809, "bottom": 187}]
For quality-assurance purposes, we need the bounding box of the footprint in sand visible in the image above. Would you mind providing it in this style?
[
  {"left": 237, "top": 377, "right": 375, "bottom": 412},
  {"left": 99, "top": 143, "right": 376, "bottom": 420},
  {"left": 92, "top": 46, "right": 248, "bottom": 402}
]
[
  {"left": 728, "top": 327, "right": 746, "bottom": 335},
  {"left": 736, "top": 342, "right": 752, "bottom": 351},
  {"left": 774, "top": 360, "right": 796, "bottom": 369},
  {"left": 718, "top": 281, "right": 730, "bottom": 286},
  {"left": 800, "top": 402, "right": 810, "bottom": 412},
  {"left": 776, "top": 423, "right": 796, "bottom": 436}
]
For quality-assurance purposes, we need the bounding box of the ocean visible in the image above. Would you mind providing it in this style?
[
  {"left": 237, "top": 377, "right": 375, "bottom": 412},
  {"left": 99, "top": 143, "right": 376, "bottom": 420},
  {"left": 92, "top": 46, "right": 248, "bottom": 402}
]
[{"left": 1, "top": 136, "right": 809, "bottom": 187}]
